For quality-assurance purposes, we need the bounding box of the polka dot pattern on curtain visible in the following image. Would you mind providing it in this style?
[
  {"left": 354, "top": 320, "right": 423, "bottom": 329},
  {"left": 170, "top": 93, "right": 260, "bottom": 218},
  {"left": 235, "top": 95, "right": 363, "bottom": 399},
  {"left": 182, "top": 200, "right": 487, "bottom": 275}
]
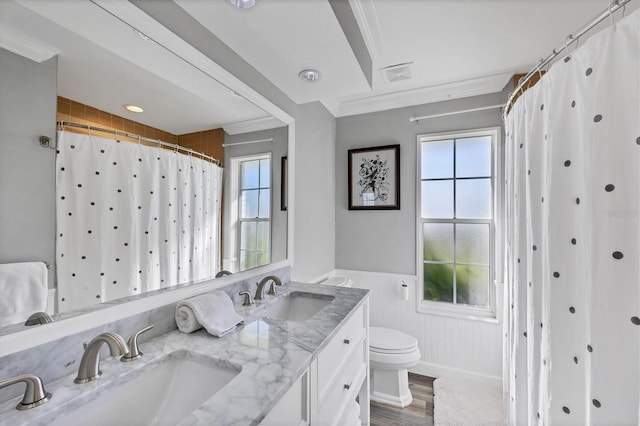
[
  {"left": 503, "top": 8, "right": 639, "bottom": 426},
  {"left": 55, "top": 131, "right": 222, "bottom": 312}
]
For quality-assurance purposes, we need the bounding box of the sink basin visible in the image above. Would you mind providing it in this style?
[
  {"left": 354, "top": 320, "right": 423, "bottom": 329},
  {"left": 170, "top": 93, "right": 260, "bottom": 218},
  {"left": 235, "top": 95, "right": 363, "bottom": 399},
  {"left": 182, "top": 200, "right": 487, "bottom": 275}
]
[
  {"left": 261, "top": 291, "right": 334, "bottom": 321},
  {"left": 51, "top": 351, "right": 240, "bottom": 426}
]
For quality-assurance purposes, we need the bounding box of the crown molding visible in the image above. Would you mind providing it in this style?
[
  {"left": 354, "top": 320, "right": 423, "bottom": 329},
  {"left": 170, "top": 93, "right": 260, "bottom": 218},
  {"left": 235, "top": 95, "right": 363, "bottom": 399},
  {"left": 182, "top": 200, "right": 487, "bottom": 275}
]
[
  {"left": 223, "top": 115, "right": 286, "bottom": 135},
  {"left": 337, "top": 71, "right": 514, "bottom": 117},
  {"left": 0, "top": 24, "right": 58, "bottom": 63}
]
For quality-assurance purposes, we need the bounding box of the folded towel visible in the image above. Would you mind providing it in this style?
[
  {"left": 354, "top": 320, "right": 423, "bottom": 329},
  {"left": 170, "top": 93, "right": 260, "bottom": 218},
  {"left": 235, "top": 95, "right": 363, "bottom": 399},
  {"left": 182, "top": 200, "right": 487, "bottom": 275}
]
[
  {"left": 0, "top": 262, "right": 48, "bottom": 327},
  {"left": 175, "top": 291, "right": 243, "bottom": 337}
]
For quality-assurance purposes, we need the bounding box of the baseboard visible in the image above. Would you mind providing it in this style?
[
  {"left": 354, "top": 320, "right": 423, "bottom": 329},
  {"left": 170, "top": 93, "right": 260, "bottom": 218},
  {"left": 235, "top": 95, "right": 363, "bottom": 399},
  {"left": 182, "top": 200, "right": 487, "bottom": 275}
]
[{"left": 410, "top": 360, "right": 502, "bottom": 388}]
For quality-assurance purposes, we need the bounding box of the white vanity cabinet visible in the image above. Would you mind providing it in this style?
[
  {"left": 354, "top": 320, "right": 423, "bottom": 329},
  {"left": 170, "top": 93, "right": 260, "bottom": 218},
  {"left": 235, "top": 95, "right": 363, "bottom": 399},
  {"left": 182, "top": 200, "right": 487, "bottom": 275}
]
[
  {"left": 260, "top": 369, "right": 310, "bottom": 426},
  {"left": 260, "top": 300, "right": 369, "bottom": 426}
]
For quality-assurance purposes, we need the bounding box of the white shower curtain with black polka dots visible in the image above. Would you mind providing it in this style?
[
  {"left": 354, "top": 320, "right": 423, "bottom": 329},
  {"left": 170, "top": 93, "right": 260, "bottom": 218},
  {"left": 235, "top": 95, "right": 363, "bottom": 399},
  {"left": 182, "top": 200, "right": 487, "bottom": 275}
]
[
  {"left": 504, "top": 9, "right": 639, "bottom": 426},
  {"left": 55, "top": 131, "right": 222, "bottom": 313}
]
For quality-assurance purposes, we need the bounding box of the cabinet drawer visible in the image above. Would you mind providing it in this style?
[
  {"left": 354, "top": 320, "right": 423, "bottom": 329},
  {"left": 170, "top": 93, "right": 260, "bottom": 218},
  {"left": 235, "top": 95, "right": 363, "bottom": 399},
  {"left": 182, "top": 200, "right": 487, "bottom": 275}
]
[
  {"left": 317, "top": 341, "right": 366, "bottom": 425},
  {"left": 317, "top": 304, "right": 365, "bottom": 395}
]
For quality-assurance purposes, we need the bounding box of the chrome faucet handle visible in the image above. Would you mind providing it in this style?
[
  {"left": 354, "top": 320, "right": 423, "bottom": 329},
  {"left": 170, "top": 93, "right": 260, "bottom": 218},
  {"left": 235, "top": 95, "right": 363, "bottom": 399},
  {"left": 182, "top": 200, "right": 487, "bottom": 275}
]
[
  {"left": 267, "top": 280, "right": 281, "bottom": 295},
  {"left": 0, "top": 374, "right": 51, "bottom": 410},
  {"left": 239, "top": 291, "right": 254, "bottom": 306},
  {"left": 24, "top": 312, "right": 53, "bottom": 326},
  {"left": 121, "top": 325, "right": 154, "bottom": 362},
  {"left": 267, "top": 276, "right": 283, "bottom": 295}
]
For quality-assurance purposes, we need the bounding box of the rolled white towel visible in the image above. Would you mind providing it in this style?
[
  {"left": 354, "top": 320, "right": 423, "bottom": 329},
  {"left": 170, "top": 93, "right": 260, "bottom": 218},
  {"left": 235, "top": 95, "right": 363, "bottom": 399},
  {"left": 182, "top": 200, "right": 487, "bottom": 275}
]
[
  {"left": 175, "top": 291, "right": 244, "bottom": 337},
  {"left": 175, "top": 302, "right": 202, "bottom": 333}
]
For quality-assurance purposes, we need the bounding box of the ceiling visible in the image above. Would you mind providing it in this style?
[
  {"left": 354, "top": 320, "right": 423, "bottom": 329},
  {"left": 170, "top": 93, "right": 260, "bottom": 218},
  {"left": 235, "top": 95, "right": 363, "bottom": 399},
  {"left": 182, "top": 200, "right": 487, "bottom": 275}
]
[{"left": 1, "top": 0, "right": 635, "bottom": 134}]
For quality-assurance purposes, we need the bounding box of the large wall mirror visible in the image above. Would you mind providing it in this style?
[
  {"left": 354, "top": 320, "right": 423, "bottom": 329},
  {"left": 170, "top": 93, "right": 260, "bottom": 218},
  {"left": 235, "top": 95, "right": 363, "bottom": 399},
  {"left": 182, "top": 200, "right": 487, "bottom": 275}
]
[{"left": 0, "top": 0, "right": 290, "bottom": 337}]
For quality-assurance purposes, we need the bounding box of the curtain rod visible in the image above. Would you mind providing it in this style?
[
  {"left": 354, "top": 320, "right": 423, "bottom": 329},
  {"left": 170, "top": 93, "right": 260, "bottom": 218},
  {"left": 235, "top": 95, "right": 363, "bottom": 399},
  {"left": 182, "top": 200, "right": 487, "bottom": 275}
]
[
  {"left": 221, "top": 138, "right": 273, "bottom": 148},
  {"left": 57, "top": 121, "right": 221, "bottom": 166},
  {"left": 504, "top": 0, "right": 632, "bottom": 118},
  {"left": 410, "top": 104, "right": 506, "bottom": 122}
]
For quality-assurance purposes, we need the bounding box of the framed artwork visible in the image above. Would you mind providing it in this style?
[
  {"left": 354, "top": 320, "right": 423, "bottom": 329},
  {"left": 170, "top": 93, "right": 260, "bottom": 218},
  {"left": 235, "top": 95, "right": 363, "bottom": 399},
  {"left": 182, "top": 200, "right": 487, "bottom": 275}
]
[
  {"left": 280, "top": 156, "right": 288, "bottom": 211},
  {"left": 348, "top": 144, "right": 400, "bottom": 210}
]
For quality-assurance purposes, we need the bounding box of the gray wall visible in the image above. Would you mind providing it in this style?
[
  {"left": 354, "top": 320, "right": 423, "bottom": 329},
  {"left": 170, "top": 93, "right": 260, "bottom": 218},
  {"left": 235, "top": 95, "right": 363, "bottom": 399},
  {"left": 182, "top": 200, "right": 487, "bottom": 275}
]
[
  {"left": 292, "top": 102, "right": 336, "bottom": 281},
  {"left": 223, "top": 126, "right": 288, "bottom": 266},
  {"left": 335, "top": 88, "right": 509, "bottom": 275},
  {"left": 0, "top": 48, "right": 57, "bottom": 286}
]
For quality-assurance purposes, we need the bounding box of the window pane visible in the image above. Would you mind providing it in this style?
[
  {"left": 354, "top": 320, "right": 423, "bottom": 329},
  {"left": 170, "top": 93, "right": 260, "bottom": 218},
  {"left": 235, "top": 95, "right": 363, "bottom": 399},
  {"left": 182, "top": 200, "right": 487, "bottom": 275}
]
[
  {"left": 421, "top": 180, "right": 453, "bottom": 218},
  {"left": 257, "top": 222, "right": 270, "bottom": 251},
  {"left": 241, "top": 160, "right": 260, "bottom": 189},
  {"left": 455, "top": 265, "right": 489, "bottom": 307},
  {"left": 423, "top": 223, "right": 454, "bottom": 262},
  {"left": 259, "top": 159, "right": 270, "bottom": 188},
  {"left": 456, "top": 224, "right": 490, "bottom": 264},
  {"left": 240, "top": 250, "right": 257, "bottom": 271},
  {"left": 240, "top": 222, "right": 256, "bottom": 250},
  {"left": 258, "top": 189, "right": 271, "bottom": 218},
  {"left": 456, "top": 136, "right": 492, "bottom": 178},
  {"left": 424, "top": 263, "right": 454, "bottom": 303},
  {"left": 241, "top": 189, "right": 259, "bottom": 218},
  {"left": 456, "top": 178, "right": 491, "bottom": 219},
  {"left": 257, "top": 250, "right": 270, "bottom": 267},
  {"left": 421, "top": 140, "right": 453, "bottom": 179}
]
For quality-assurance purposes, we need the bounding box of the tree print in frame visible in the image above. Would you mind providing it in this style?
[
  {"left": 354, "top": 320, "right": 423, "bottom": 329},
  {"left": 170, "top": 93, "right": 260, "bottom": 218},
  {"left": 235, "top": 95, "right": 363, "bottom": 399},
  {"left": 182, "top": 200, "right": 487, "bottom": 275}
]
[{"left": 348, "top": 144, "right": 400, "bottom": 210}]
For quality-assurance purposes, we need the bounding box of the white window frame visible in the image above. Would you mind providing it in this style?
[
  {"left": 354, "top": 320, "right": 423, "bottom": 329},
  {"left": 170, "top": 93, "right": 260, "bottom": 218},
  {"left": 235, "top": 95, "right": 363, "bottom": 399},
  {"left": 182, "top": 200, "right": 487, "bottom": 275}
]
[
  {"left": 416, "top": 127, "right": 502, "bottom": 322},
  {"left": 228, "top": 153, "right": 272, "bottom": 273}
]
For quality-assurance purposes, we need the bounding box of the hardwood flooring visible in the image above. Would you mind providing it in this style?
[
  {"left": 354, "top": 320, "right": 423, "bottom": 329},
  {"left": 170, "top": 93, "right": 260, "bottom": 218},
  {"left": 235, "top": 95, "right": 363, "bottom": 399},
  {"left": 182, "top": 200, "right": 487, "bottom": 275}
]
[{"left": 370, "top": 373, "right": 434, "bottom": 426}]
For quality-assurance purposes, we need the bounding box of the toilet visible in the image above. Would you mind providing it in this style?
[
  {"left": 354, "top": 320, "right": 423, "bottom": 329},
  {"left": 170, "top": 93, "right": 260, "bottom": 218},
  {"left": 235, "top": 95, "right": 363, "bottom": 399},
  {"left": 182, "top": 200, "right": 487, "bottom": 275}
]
[
  {"left": 369, "top": 327, "right": 421, "bottom": 407},
  {"left": 320, "top": 277, "right": 422, "bottom": 408}
]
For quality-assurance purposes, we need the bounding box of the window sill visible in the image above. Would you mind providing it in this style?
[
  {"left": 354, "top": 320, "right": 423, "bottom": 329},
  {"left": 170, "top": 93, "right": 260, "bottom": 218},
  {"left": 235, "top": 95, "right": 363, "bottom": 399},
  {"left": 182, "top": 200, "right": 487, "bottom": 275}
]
[{"left": 416, "top": 300, "right": 498, "bottom": 323}]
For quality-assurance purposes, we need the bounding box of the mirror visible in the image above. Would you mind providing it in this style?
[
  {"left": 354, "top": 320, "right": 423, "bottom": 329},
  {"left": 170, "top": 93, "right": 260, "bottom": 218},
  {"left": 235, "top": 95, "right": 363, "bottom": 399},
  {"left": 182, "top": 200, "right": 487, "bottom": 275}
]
[{"left": 0, "top": 1, "right": 289, "bottom": 333}]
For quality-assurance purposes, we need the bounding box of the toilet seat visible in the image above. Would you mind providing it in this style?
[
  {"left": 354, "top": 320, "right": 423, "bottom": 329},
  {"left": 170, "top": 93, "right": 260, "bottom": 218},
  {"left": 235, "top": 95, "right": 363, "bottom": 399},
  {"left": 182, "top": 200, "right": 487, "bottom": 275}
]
[
  {"left": 369, "top": 327, "right": 421, "bottom": 369},
  {"left": 370, "top": 327, "right": 418, "bottom": 353}
]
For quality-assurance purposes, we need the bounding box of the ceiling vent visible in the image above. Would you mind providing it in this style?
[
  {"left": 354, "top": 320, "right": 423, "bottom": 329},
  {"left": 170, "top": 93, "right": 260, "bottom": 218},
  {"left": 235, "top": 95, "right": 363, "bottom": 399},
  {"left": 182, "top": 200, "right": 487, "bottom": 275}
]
[{"left": 380, "top": 62, "right": 413, "bottom": 83}]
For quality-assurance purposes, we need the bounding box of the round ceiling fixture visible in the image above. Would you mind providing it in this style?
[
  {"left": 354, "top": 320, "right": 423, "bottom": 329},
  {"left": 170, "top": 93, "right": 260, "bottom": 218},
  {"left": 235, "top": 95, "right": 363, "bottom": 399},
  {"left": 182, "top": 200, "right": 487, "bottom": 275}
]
[
  {"left": 299, "top": 69, "right": 320, "bottom": 82},
  {"left": 229, "top": 0, "right": 255, "bottom": 9},
  {"left": 124, "top": 104, "right": 144, "bottom": 113}
]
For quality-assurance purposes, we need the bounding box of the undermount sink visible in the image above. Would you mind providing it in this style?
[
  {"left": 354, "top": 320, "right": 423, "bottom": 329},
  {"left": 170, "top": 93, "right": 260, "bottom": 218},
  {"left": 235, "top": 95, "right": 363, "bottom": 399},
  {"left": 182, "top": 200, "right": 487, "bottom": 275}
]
[
  {"left": 51, "top": 351, "right": 240, "bottom": 426},
  {"left": 261, "top": 291, "right": 335, "bottom": 321}
]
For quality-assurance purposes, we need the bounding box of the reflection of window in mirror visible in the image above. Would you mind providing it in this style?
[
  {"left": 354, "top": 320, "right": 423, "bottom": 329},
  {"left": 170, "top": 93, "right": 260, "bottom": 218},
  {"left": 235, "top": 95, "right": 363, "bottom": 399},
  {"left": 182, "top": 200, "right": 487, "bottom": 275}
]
[{"left": 230, "top": 154, "right": 272, "bottom": 272}]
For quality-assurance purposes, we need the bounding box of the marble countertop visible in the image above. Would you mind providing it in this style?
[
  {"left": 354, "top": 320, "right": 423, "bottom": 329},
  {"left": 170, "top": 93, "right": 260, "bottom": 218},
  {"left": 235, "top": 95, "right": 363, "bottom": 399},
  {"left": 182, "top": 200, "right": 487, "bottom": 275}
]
[{"left": 0, "top": 282, "right": 368, "bottom": 426}]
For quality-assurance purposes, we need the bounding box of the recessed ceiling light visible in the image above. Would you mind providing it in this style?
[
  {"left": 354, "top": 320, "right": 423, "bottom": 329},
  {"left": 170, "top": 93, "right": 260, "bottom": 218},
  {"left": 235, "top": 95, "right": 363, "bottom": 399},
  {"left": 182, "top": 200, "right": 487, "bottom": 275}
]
[
  {"left": 124, "top": 104, "right": 144, "bottom": 113},
  {"left": 229, "top": 0, "right": 255, "bottom": 9},
  {"left": 299, "top": 69, "right": 320, "bottom": 82}
]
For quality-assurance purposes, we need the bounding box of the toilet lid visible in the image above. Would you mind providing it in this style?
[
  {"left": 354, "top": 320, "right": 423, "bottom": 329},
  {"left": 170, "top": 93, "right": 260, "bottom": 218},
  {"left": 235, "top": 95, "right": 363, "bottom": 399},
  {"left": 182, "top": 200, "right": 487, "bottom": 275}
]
[{"left": 369, "top": 327, "right": 418, "bottom": 353}]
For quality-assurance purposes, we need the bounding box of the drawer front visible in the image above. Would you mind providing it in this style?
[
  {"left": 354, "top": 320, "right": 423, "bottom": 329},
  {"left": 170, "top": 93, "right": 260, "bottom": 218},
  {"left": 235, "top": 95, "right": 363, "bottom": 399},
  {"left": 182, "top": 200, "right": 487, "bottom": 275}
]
[
  {"left": 317, "top": 304, "right": 365, "bottom": 395},
  {"left": 317, "top": 341, "right": 366, "bottom": 425}
]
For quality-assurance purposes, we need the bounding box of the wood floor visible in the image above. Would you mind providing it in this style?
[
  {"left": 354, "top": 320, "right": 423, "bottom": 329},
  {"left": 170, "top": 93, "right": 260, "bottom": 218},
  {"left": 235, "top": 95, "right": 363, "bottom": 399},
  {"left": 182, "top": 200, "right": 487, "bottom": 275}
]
[{"left": 370, "top": 373, "right": 434, "bottom": 426}]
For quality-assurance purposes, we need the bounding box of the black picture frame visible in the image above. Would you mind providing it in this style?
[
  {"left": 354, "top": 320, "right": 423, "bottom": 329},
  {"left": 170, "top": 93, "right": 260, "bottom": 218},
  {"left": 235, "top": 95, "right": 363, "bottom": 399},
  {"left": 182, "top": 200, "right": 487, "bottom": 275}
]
[
  {"left": 280, "top": 156, "right": 288, "bottom": 211},
  {"left": 348, "top": 144, "right": 400, "bottom": 210}
]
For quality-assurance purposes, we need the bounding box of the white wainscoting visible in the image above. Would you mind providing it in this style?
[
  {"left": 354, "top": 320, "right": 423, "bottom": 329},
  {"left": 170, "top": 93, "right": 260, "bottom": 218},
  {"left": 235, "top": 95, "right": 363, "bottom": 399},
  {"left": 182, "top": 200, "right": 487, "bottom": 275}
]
[{"left": 331, "top": 269, "right": 503, "bottom": 386}]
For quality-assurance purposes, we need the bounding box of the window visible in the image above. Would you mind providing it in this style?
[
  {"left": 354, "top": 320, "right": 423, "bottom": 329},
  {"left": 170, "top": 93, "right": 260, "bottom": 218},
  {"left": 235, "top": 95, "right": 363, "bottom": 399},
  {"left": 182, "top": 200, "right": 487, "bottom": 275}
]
[
  {"left": 417, "top": 128, "right": 499, "bottom": 319},
  {"left": 237, "top": 154, "right": 271, "bottom": 271}
]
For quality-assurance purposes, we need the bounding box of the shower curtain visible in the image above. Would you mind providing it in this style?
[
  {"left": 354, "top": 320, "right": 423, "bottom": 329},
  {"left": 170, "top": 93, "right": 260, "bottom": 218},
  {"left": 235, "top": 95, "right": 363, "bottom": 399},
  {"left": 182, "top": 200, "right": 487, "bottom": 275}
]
[
  {"left": 56, "top": 130, "right": 222, "bottom": 312},
  {"left": 504, "top": 8, "right": 639, "bottom": 425}
]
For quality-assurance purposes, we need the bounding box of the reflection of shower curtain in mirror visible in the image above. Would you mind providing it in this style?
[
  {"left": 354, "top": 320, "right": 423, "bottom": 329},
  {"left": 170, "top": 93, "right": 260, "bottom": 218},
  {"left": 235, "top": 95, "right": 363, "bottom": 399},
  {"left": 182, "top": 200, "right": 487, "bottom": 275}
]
[
  {"left": 504, "top": 9, "right": 639, "bottom": 426},
  {"left": 55, "top": 131, "right": 222, "bottom": 312}
]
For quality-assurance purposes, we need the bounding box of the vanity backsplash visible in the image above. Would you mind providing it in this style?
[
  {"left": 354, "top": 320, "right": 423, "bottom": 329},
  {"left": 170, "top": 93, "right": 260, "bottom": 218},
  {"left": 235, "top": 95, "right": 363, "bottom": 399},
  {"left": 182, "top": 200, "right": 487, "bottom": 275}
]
[{"left": 0, "top": 267, "right": 290, "bottom": 404}]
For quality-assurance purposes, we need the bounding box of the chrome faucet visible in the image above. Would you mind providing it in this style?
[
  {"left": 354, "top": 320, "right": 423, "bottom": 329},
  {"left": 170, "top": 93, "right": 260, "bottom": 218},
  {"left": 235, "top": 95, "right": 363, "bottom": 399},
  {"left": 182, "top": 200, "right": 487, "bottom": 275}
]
[
  {"left": 254, "top": 275, "right": 283, "bottom": 300},
  {"left": 74, "top": 332, "right": 129, "bottom": 384},
  {"left": 0, "top": 374, "right": 51, "bottom": 410},
  {"left": 24, "top": 312, "right": 53, "bottom": 326}
]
